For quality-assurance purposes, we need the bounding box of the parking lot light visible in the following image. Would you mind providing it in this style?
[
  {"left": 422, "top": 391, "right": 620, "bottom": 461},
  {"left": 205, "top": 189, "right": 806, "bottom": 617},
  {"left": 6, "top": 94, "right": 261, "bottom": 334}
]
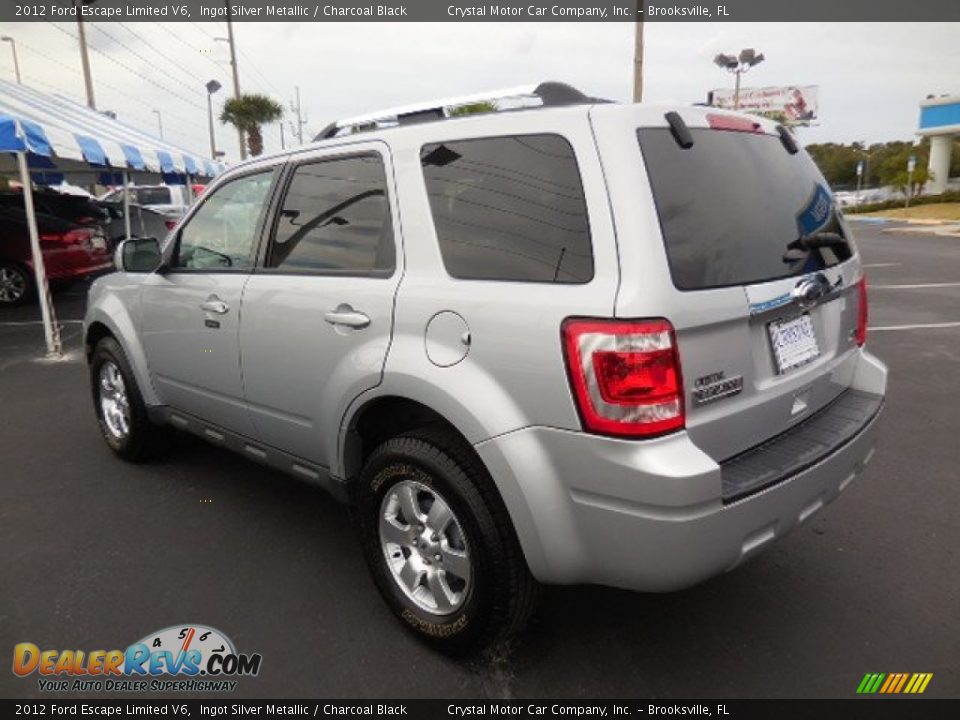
[
  {"left": 714, "top": 48, "right": 765, "bottom": 110},
  {"left": 1, "top": 35, "right": 21, "bottom": 84}
]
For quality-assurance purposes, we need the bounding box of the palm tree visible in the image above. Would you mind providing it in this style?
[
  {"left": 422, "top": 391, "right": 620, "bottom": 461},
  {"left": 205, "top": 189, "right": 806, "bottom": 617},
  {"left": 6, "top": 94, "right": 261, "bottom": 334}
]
[{"left": 220, "top": 94, "right": 283, "bottom": 157}]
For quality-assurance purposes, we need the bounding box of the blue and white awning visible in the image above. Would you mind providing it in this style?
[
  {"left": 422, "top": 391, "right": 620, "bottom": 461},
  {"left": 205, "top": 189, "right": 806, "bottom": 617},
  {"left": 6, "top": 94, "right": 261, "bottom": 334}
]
[{"left": 0, "top": 77, "right": 224, "bottom": 179}]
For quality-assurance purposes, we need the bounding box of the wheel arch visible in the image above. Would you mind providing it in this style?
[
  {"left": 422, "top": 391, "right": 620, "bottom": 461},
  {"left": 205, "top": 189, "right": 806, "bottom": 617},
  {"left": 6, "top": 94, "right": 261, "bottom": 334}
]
[
  {"left": 338, "top": 390, "right": 550, "bottom": 581},
  {"left": 84, "top": 303, "right": 160, "bottom": 406}
]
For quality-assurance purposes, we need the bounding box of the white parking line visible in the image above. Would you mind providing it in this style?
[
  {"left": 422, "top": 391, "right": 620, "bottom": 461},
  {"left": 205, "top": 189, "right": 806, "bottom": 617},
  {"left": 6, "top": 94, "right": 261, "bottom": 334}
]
[
  {"left": 870, "top": 321, "right": 960, "bottom": 332},
  {"left": 863, "top": 263, "right": 901, "bottom": 268},
  {"left": 871, "top": 282, "right": 960, "bottom": 290}
]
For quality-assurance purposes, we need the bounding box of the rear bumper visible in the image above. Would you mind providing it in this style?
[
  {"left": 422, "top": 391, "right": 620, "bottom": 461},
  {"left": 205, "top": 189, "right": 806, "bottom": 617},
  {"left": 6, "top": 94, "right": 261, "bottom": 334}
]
[{"left": 475, "top": 349, "right": 887, "bottom": 592}]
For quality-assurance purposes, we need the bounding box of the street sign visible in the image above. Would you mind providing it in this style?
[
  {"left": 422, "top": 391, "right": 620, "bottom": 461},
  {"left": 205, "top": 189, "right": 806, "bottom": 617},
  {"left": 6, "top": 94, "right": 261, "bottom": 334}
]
[
  {"left": 856, "top": 160, "right": 864, "bottom": 177},
  {"left": 908, "top": 156, "right": 917, "bottom": 173}
]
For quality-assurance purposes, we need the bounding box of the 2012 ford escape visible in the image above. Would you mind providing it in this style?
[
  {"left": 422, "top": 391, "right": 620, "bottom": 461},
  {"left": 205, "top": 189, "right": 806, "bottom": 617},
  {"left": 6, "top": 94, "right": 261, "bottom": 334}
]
[{"left": 84, "top": 83, "right": 887, "bottom": 651}]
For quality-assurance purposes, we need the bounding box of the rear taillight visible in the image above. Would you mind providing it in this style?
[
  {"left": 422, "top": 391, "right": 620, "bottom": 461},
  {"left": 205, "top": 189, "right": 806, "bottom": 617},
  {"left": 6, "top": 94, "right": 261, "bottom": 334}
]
[
  {"left": 40, "top": 230, "right": 90, "bottom": 245},
  {"left": 855, "top": 277, "right": 868, "bottom": 347},
  {"left": 165, "top": 219, "right": 177, "bottom": 230},
  {"left": 562, "top": 318, "right": 685, "bottom": 438}
]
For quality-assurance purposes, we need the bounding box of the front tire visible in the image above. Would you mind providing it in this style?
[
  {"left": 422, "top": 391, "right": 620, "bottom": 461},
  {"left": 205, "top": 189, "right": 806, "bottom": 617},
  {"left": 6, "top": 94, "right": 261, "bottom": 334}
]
[
  {"left": 356, "top": 427, "right": 538, "bottom": 653},
  {"left": 90, "top": 337, "right": 172, "bottom": 461}
]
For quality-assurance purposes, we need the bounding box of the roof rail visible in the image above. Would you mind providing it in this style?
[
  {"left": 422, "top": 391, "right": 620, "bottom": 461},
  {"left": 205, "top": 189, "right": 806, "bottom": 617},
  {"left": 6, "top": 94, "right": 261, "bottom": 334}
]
[{"left": 314, "top": 81, "right": 609, "bottom": 140}]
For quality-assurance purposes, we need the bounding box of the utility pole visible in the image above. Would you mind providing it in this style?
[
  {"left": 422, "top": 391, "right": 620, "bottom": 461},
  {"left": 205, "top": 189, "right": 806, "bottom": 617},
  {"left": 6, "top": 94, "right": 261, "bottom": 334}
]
[
  {"left": 152, "top": 109, "right": 164, "bottom": 139},
  {"left": 224, "top": 1, "right": 246, "bottom": 160},
  {"left": 73, "top": 1, "right": 96, "bottom": 109},
  {"left": 1, "top": 36, "right": 21, "bottom": 84},
  {"left": 632, "top": 17, "right": 644, "bottom": 102},
  {"left": 290, "top": 86, "right": 308, "bottom": 145},
  {"left": 280, "top": 122, "right": 286, "bottom": 150}
]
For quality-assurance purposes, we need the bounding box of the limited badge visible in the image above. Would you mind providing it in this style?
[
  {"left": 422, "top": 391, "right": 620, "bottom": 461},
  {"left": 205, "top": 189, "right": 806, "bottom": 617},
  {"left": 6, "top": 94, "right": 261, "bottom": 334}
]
[{"left": 692, "top": 371, "right": 744, "bottom": 406}]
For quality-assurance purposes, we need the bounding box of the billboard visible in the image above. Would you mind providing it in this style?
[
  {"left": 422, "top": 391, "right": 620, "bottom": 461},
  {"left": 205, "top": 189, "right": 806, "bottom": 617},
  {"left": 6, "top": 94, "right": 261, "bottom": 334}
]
[{"left": 708, "top": 85, "right": 819, "bottom": 125}]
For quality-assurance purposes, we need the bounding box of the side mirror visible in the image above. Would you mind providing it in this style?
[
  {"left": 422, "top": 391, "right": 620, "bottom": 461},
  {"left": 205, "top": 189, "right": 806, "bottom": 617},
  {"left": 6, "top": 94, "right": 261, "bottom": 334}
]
[{"left": 116, "top": 237, "right": 163, "bottom": 273}]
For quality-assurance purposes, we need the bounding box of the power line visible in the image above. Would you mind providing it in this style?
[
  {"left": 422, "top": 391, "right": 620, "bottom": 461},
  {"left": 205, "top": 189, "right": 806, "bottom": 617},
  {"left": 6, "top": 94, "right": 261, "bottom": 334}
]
[
  {"left": 155, "top": 22, "right": 226, "bottom": 74},
  {"left": 116, "top": 23, "right": 213, "bottom": 89},
  {"left": 18, "top": 40, "right": 202, "bottom": 135},
  {"left": 47, "top": 22, "right": 206, "bottom": 112},
  {"left": 192, "top": 20, "right": 282, "bottom": 99},
  {"left": 86, "top": 24, "right": 207, "bottom": 109}
]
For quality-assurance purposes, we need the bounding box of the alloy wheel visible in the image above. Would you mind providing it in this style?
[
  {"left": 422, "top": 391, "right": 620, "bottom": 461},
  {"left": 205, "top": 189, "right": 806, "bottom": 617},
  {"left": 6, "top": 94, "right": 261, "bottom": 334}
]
[
  {"left": 0, "top": 266, "right": 27, "bottom": 304},
  {"left": 379, "top": 479, "right": 471, "bottom": 616},
  {"left": 98, "top": 361, "right": 131, "bottom": 440}
]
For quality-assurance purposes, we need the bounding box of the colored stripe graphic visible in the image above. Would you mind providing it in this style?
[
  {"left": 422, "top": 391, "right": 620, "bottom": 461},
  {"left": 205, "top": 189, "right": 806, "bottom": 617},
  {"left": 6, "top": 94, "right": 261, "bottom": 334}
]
[{"left": 857, "top": 672, "right": 932, "bottom": 694}]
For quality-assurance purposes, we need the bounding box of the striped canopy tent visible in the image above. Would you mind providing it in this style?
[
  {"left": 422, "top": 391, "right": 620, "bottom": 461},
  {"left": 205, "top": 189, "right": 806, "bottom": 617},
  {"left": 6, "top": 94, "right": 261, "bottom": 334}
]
[
  {"left": 0, "top": 77, "right": 225, "bottom": 356},
  {"left": 0, "top": 77, "right": 224, "bottom": 183}
]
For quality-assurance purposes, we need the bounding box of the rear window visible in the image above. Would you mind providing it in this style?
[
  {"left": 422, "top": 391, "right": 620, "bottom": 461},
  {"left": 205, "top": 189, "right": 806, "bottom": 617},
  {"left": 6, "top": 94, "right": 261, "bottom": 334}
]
[
  {"left": 637, "top": 128, "right": 852, "bottom": 290},
  {"left": 136, "top": 187, "right": 172, "bottom": 206},
  {"left": 420, "top": 134, "right": 593, "bottom": 283}
]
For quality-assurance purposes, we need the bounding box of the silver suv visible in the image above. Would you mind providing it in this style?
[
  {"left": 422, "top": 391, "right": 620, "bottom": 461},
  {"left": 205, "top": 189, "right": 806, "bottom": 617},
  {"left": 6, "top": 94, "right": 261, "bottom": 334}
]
[{"left": 84, "top": 83, "right": 887, "bottom": 651}]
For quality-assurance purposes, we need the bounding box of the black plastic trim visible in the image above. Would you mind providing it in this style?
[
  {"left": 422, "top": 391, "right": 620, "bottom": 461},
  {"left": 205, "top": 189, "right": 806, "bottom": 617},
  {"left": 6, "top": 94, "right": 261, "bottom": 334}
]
[{"left": 720, "top": 389, "right": 883, "bottom": 504}]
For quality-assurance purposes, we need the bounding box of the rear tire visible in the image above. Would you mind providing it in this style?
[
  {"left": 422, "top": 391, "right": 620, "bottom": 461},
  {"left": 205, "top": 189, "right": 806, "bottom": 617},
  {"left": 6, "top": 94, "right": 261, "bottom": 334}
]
[
  {"left": 90, "top": 337, "right": 173, "bottom": 461},
  {"left": 355, "top": 426, "right": 538, "bottom": 653},
  {"left": 0, "top": 261, "right": 33, "bottom": 306}
]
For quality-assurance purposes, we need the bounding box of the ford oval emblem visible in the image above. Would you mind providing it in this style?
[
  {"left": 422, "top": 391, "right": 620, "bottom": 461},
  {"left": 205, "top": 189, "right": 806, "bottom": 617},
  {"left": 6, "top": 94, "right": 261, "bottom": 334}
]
[{"left": 792, "top": 275, "right": 828, "bottom": 309}]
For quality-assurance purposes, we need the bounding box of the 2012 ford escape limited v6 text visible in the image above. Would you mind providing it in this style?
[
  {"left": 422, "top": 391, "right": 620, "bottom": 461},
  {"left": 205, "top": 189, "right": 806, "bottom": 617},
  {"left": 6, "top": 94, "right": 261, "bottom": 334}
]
[{"left": 84, "top": 83, "right": 887, "bottom": 651}]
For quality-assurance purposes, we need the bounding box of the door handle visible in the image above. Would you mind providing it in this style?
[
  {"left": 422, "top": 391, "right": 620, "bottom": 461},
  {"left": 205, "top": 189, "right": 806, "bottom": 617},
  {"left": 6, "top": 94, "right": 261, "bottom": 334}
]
[
  {"left": 324, "top": 308, "right": 370, "bottom": 329},
  {"left": 199, "top": 299, "right": 230, "bottom": 314}
]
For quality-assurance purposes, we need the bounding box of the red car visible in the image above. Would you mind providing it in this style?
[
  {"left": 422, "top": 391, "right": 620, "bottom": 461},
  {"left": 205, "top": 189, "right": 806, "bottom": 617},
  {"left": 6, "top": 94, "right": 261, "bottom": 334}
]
[{"left": 0, "top": 204, "right": 113, "bottom": 306}]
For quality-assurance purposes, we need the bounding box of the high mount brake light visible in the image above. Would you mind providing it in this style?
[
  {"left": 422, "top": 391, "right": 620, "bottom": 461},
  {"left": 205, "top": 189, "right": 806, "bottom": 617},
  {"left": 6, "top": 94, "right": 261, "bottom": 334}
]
[
  {"left": 856, "top": 277, "right": 868, "bottom": 347},
  {"left": 706, "top": 113, "right": 763, "bottom": 133},
  {"left": 562, "top": 318, "right": 685, "bottom": 438}
]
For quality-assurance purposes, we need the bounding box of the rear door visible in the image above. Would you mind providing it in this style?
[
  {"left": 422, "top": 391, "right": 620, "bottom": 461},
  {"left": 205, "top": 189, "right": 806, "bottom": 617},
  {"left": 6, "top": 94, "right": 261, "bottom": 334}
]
[
  {"left": 238, "top": 142, "right": 401, "bottom": 467},
  {"left": 592, "top": 106, "right": 863, "bottom": 462}
]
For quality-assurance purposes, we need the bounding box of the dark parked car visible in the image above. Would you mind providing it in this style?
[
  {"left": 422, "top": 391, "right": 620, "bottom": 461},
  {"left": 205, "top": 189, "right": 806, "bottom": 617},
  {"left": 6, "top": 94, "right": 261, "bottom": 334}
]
[
  {"left": 0, "top": 189, "right": 111, "bottom": 228},
  {"left": 0, "top": 205, "right": 113, "bottom": 306}
]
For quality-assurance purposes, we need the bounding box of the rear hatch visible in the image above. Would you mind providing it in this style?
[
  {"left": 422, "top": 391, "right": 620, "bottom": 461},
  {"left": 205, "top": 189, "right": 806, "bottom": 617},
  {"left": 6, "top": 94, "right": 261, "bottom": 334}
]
[{"left": 593, "top": 106, "right": 865, "bottom": 464}]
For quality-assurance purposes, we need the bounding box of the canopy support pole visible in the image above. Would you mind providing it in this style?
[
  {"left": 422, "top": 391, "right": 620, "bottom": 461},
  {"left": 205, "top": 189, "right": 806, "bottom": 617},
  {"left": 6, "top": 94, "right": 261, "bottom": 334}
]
[
  {"left": 184, "top": 174, "right": 194, "bottom": 205},
  {"left": 16, "top": 151, "right": 62, "bottom": 357},
  {"left": 122, "top": 169, "right": 131, "bottom": 240}
]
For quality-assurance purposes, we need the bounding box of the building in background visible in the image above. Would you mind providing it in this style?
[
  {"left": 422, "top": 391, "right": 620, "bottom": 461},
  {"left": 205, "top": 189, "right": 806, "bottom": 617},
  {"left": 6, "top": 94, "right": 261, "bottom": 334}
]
[{"left": 918, "top": 95, "right": 960, "bottom": 195}]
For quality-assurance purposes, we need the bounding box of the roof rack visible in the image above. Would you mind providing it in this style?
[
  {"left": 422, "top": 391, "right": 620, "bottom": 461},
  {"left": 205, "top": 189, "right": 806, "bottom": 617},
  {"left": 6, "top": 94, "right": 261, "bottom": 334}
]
[{"left": 314, "top": 81, "right": 609, "bottom": 140}]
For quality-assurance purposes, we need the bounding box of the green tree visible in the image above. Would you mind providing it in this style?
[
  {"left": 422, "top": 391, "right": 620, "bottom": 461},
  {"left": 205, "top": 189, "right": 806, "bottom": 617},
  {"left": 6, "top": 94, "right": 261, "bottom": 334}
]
[
  {"left": 448, "top": 101, "right": 496, "bottom": 117},
  {"left": 220, "top": 94, "right": 284, "bottom": 157}
]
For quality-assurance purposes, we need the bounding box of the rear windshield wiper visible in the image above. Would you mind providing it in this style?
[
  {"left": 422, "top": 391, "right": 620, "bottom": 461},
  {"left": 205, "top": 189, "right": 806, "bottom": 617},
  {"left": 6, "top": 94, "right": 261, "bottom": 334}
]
[
  {"left": 783, "top": 232, "right": 849, "bottom": 262},
  {"left": 798, "top": 231, "right": 848, "bottom": 249}
]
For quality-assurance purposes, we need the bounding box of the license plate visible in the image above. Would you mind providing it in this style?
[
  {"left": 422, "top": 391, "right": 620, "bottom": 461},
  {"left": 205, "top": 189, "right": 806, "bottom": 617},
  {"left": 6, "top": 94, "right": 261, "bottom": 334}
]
[
  {"left": 90, "top": 236, "right": 107, "bottom": 250},
  {"left": 768, "top": 313, "right": 820, "bottom": 374}
]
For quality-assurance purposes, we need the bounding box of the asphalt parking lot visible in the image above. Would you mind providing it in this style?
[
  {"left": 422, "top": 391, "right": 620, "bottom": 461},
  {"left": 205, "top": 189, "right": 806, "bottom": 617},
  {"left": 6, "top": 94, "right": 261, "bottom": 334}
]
[{"left": 1, "top": 222, "right": 958, "bottom": 699}]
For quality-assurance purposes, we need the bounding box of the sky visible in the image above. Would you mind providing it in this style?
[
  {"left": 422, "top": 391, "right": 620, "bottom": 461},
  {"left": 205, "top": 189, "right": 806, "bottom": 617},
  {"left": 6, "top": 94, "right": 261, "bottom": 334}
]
[{"left": 0, "top": 21, "right": 956, "bottom": 163}]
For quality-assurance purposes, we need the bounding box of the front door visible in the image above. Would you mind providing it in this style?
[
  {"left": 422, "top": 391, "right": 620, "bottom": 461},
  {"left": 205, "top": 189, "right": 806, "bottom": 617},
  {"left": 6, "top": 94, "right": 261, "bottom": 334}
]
[
  {"left": 239, "top": 144, "right": 401, "bottom": 466},
  {"left": 141, "top": 168, "right": 277, "bottom": 436}
]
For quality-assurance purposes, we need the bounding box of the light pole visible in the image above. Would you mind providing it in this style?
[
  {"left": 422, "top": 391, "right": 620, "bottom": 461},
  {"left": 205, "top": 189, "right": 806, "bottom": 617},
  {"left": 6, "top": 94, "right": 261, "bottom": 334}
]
[
  {"left": 632, "top": 18, "right": 644, "bottom": 102},
  {"left": 216, "top": 1, "right": 245, "bottom": 160},
  {"left": 1, "top": 36, "right": 21, "bottom": 84},
  {"left": 72, "top": 0, "right": 97, "bottom": 109},
  {"left": 206, "top": 79, "right": 222, "bottom": 159},
  {"left": 152, "top": 109, "right": 164, "bottom": 139},
  {"left": 713, "top": 48, "right": 765, "bottom": 110}
]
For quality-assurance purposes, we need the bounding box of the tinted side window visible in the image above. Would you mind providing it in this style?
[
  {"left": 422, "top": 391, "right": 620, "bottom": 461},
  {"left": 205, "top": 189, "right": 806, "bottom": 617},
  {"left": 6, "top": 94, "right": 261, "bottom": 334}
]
[
  {"left": 174, "top": 170, "right": 274, "bottom": 271},
  {"left": 267, "top": 154, "right": 395, "bottom": 276},
  {"left": 137, "top": 187, "right": 172, "bottom": 205},
  {"left": 420, "top": 134, "right": 593, "bottom": 283}
]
